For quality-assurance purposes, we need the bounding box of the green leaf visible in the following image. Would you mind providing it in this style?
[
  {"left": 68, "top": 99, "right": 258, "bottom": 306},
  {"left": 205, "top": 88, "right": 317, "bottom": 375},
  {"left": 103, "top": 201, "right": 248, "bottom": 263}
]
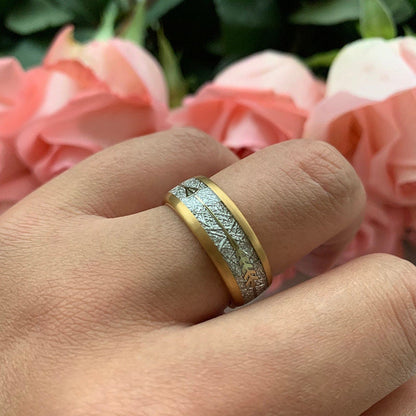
[
  {"left": 117, "top": 0, "right": 131, "bottom": 12},
  {"left": 291, "top": 0, "right": 359, "bottom": 25},
  {"left": 157, "top": 28, "right": 188, "bottom": 108},
  {"left": 305, "top": 49, "right": 340, "bottom": 68},
  {"left": 5, "top": 0, "right": 74, "bottom": 35},
  {"left": 146, "top": 0, "right": 185, "bottom": 26},
  {"left": 74, "top": 27, "right": 97, "bottom": 43},
  {"left": 359, "top": 0, "right": 397, "bottom": 39},
  {"left": 214, "top": 0, "right": 281, "bottom": 57},
  {"left": 0, "top": 0, "right": 14, "bottom": 17},
  {"left": 214, "top": 0, "right": 279, "bottom": 29},
  {"left": 406, "top": 0, "right": 416, "bottom": 11},
  {"left": 95, "top": 1, "right": 119, "bottom": 40},
  {"left": 404, "top": 25, "right": 416, "bottom": 35},
  {"left": 4, "top": 38, "right": 50, "bottom": 68},
  {"left": 291, "top": 0, "right": 412, "bottom": 25},
  {"left": 121, "top": 0, "right": 146, "bottom": 45},
  {"left": 383, "top": 0, "right": 414, "bottom": 23},
  {"left": 52, "top": 0, "right": 95, "bottom": 24},
  {"left": 52, "top": 0, "right": 111, "bottom": 25}
]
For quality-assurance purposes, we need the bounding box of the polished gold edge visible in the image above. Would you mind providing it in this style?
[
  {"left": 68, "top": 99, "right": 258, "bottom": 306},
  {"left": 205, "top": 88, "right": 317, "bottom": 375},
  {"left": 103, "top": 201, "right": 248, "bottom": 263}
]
[
  {"left": 164, "top": 193, "right": 245, "bottom": 306},
  {"left": 197, "top": 176, "right": 273, "bottom": 286}
]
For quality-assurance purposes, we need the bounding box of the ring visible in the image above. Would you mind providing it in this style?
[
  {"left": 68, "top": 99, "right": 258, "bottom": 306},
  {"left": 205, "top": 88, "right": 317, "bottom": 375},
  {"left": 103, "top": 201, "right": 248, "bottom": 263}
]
[{"left": 164, "top": 176, "right": 272, "bottom": 307}]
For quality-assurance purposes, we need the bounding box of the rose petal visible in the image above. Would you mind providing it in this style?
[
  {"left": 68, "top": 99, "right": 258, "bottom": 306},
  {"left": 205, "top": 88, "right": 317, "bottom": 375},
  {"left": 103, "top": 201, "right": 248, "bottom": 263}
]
[
  {"left": 215, "top": 50, "right": 325, "bottom": 111},
  {"left": 0, "top": 58, "right": 25, "bottom": 106},
  {"left": 340, "top": 198, "right": 406, "bottom": 262},
  {"left": 327, "top": 37, "right": 416, "bottom": 101},
  {"left": 45, "top": 26, "right": 168, "bottom": 105}
]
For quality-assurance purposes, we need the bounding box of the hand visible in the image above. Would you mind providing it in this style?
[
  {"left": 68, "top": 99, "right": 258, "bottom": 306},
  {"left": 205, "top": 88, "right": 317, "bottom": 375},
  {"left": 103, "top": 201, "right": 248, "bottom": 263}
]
[{"left": 1, "top": 128, "right": 415, "bottom": 416}]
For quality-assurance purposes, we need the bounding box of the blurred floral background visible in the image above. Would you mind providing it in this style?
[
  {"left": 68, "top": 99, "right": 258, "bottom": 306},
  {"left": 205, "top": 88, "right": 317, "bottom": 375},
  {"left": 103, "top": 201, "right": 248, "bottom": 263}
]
[
  {"left": 2, "top": 0, "right": 416, "bottom": 282},
  {"left": 2, "top": 0, "right": 416, "bottom": 104}
]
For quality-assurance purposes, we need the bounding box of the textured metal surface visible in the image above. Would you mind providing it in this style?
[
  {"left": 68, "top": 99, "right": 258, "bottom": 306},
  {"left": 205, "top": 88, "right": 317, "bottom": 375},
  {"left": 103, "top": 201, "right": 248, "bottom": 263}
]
[
  {"left": 170, "top": 177, "right": 269, "bottom": 303},
  {"left": 170, "top": 177, "right": 208, "bottom": 199}
]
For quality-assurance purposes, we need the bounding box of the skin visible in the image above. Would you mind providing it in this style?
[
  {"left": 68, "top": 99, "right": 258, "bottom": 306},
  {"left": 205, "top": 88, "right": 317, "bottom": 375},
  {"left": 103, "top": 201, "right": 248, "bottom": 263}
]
[{"left": 0, "top": 127, "right": 416, "bottom": 416}]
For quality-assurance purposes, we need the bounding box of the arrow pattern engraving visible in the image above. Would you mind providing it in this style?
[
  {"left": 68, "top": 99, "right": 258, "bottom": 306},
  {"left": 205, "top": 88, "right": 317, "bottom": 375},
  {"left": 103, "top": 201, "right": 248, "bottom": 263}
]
[
  {"left": 180, "top": 185, "right": 199, "bottom": 197},
  {"left": 169, "top": 176, "right": 268, "bottom": 303},
  {"left": 194, "top": 194, "right": 259, "bottom": 293}
]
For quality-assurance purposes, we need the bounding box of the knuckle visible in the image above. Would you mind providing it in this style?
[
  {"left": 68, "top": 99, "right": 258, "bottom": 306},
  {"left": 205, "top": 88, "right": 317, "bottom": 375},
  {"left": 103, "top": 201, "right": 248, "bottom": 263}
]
[
  {"left": 361, "top": 253, "right": 416, "bottom": 286},
  {"left": 0, "top": 206, "right": 51, "bottom": 249},
  {"left": 362, "top": 253, "right": 416, "bottom": 273},
  {"left": 291, "top": 139, "right": 365, "bottom": 209},
  {"left": 360, "top": 254, "right": 416, "bottom": 362},
  {"left": 0, "top": 216, "right": 31, "bottom": 253},
  {"left": 168, "top": 127, "right": 219, "bottom": 155}
]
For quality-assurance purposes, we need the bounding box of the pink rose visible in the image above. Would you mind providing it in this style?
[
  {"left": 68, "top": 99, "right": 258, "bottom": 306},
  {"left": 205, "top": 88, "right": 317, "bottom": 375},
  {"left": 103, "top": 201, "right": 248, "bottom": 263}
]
[
  {"left": 305, "top": 37, "right": 416, "bottom": 207},
  {"left": 304, "top": 37, "right": 416, "bottom": 257},
  {"left": 0, "top": 25, "right": 169, "bottom": 208},
  {"left": 262, "top": 267, "right": 296, "bottom": 298},
  {"left": 406, "top": 209, "right": 416, "bottom": 246},
  {"left": 171, "top": 51, "right": 325, "bottom": 157},
  {"left": 0, "top": 58, "right": 41, "bottom": 213},
  {"left": 339, "top": 198, "right": 406, "bottom": 263},
  {"left": 0, "top": 141, "right": 39, "bottom": 215}
]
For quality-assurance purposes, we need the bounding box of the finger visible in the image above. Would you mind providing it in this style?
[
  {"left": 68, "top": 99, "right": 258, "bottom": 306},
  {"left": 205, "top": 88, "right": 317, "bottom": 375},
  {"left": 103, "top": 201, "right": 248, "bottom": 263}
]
[
  {"left": 361, "top": 376, "right": 416, "bottom": 416},
  {"left": 17, "top": 127, "right": 238, "bottom": 217},
  {"left": 146, "top": 255, "right": 416, "bottom": 416},
  {"left": 296, "top": 209, "right": 364, "bottom": 276},
  {"left": 102, "top": 139, "right": 365, "bottom": 323}
]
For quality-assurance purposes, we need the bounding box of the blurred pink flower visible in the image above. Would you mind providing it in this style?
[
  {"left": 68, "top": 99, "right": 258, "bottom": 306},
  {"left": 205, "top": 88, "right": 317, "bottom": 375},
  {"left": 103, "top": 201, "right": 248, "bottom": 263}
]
[
  {"left": 263, "top": 267, "right": 296, "bottom": 298},
  {"left": 339, "top": 198, "right": 406, "bottom": 263},
  {"left": 305, "top": 37, "right": 416, "bottom": 207},
  {"left": 0, "top": 58, "right": 40, "bottom": 213},
  {"left": 406, "top": 209, "right": 416, "bottom": 246},
  {"left": 0, "top": 26, "right": 169, "bottom": 210},
  {"left": 305, "top": 37, "right": 416, "bottom": 257},
  {"left": 171, "top": 51, "right": 325, "bottom": 157}
]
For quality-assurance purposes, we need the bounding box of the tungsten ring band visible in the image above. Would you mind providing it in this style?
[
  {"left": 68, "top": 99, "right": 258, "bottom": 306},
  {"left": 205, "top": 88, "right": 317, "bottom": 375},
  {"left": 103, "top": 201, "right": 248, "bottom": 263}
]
[{"left": 164, "top": 176, "right": 272, "bottom": 307}]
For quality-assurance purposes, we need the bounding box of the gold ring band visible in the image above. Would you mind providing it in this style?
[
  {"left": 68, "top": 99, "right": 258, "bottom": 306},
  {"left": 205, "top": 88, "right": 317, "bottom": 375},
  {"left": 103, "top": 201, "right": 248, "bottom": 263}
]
[
  {"left": 165, "top": 176, "right": 271, "bottom": 307},
  {"left": 165, "top": 193, "right": 244, "bottom": 306},
  {"left": 197, "top": 176, "right": 272, "bottom": 286}
]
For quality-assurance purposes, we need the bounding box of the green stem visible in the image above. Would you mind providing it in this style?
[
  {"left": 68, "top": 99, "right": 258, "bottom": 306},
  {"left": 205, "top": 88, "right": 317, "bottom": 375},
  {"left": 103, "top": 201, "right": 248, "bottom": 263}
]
[
  {"left": 95, "top": 1, "right": 119, "bottom": 40},
  {"left": 122, "top": 0, "right": 147, "bottom": 46}
]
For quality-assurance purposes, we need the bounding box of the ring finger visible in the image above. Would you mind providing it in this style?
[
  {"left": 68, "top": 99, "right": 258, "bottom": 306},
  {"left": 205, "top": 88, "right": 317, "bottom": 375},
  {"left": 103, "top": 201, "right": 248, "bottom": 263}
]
[{"left": 96, "top": 137, "right": 366, "bottom": 324}]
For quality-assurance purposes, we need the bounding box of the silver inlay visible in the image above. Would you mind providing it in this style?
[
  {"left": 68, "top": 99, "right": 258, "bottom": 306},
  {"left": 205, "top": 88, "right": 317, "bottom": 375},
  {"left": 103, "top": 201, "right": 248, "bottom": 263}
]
[{"left": 170, "top": 177, "right": 268, "bottom": 303}]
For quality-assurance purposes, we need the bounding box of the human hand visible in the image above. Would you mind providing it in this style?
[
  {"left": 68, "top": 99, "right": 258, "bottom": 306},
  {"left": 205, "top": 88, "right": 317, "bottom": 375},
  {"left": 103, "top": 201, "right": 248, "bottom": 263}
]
[{"left": 1, "top": 128, "right": 415, "bottom": 415}]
